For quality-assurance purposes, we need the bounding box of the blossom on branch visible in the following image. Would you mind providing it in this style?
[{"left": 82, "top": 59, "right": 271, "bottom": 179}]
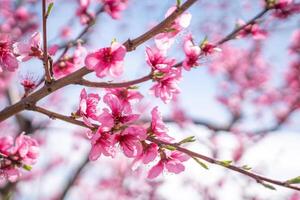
[
  {"left": 13, "top": 32, "right": 42, "bottom": 62},
  {"left": 155, "top": 6, "right": 192, "bottom": 51},
  {"left": 75, "top": 88, "right": 100, "bottom": 127},
  {"left": 102, "top": 0, "right": 129, "bottom": 19},
  {"left": 149, "top": 107, "right": 173, "bottom": 142},
  {"left": 97, "top": 93, "right": 139, "bottom": 131},
  {"left": 115, "top": 125, "right": 147, "bottom": 158},
  {"left": 0, "top": 35, "right": 18, "bottom": 72},
  {"left": 85, "top": 42, "right": 126, "bottom": 78},
  {"left": 0, "top": 133, "right": 39, "bottom": 182},
  {"left": 147, "top": 151, "right": 189, "bottom": 179},
  {"left": 236, "top": 19, "right": 267, "bottom": 40},
  {"left": 105, "top": 87, "right": 143, "bottom": 112},
  {"left": 89, "top": 128, "right": 116, "bottom": 160},
  {"left": 183, "top": 33, "right": 201, "bottom": 70}
]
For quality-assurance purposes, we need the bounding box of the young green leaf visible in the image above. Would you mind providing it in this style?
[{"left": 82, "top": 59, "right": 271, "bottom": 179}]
[
  {"left": 261, "top": 182, "right": 276, "bottom": 190},
  {"left": 285, "top": 176, "right": 300, "bottom": 185},
  {"left": 241, "top": 165, "right": 252, "bottom": 171},
  {"left": 192, "top": 157, "right": 209, "bottom": 170},
  {"left": 178, "top": 136, "right": 196, "bottom": 145},
  {"left": 219, "top": 160, "right": 232, "bottom": 167},
  {"left": 164, "top": 145, "right": 177, "bottom": 151},
  {"left": 23, "top": 164, "right": 32, "bottom": 171},
  {"left": 46, "top": 2, "right": 54, "bottom": 18}
]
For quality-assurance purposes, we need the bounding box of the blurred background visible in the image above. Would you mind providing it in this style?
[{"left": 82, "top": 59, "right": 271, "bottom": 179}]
[{"left": 0, "top": 0, "right": 300, "bottom": 199}]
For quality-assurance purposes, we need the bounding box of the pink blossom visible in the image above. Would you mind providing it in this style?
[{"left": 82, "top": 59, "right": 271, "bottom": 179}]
[
  {"left": 149, "top": 107, "right": 173, "bottom": 142},
  {"left": 12, "top": 133, "right": 39, "bottom": 165},
  {"left": 102, "top": 0, "right": 128, "bottom": 19},
  {"left": 155, "top": 6, "right": 192, "bottom": 50},
  {"left": 290, "top": 29, "right": 300, "bottom": 53},
  {"left": 13, "top": 32, "right": 42, "bottom": 62},
  {"left": 98, "top": 93, "right": 139, "bottom": 131},
  {"left": 60, "top": 26, "right": 72, "bottom": 39},
  {"left": 0, "top": 134, "right": 39, "bottom": 182},
  {"left": 150, "top": 68, "right": 182, "bottom": 103},
  {"left": 146, "top": 47, "right": 181, "bottom": 103},
  {"left": 200, "top": 40, "right": 221, "bottom": 55},
  {"left": 54, "top": 43, "right": 86, "bottom": 78},
  {"left": 272, "top": 0, "right": 300, "bottom": 19},
  {"left": 147, "top": 151, "right": 189, "bottom": 179},
  {"left": 85, "top": 42, "right": 126, "bottom": 78},
  {"left": 89, "top": 128, "right": 116, "bottom": 161},
  {"left": 183, "top": 34, "right": 201, "bottom": 70},
  {"left": 76, "top": 0, "right": 94, "bottom": 25},
  {"left": 0, "top": 136, "right": 14, "bottom": 156},
  {"left": 132, "top": 143, "right": 159, "bottom": 170},
  {"left": 236, "top": 19, "right": 267, "bottom": 40},
  {"left": 105, "top": 87, "right": 143, "bottom": 112},
  {"left": 20, "top": 73, "right": 38, "bottom": 94},
  {"left": 75, "top": 88, "right": 100, "bottom": 127},
  {"left": 115, "top": 125, "right": 147, "bottom": 158},
  {"left": 139, "top": 143, "right": 158, "bottom": 164},
  {"left": 0, "top": 36, "right": 18, "bottom": 72},
  {"left": 146, "top": 46, "right": 176, "bottom": 72}
]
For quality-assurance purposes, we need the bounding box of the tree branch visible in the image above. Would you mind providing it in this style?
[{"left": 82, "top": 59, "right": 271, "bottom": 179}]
[
  {"left": 123, "top": 0, "right": 199, "bottom": 51},
  {"left": 76, "top": 73, "right": 152, "bottom": 88},
  {"left": 42, "top": 0, "right": 52, "bottom": 83},
  {"left": 0, "top": 2, "right": 271, "bottom": 125},
  {"left": 148, "top": 137, "right": 300, "bottom": 191},
  {"left": 24, "top": 106, "right": 300, "bottom": 192},
  {"left": 216, "top": 8, "right": 270, "bottom": 45},
  {"left": 58, "top": 156, "right": 89, "bottom": 200}
]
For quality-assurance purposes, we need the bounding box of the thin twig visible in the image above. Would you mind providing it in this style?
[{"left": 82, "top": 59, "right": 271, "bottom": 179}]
[
  {"left": 0, "top": 0, "right": 200, "bottom": 122},
  {"left": 42, "top": 0, "right": 52, "bottom": 83},
  {"left": 58, "top": 156, "right": 89, "bottom": 200},
  {"left": 24, "top": 106, "right": 300, "bottom": 192},
  {"left": 148, "top": 137, "right": 300, "bottom": 191}
]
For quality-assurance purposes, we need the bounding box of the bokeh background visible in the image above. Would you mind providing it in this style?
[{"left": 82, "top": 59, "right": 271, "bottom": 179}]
[{"left": 1, "top": 0, "right": 300, "bottom": 199}]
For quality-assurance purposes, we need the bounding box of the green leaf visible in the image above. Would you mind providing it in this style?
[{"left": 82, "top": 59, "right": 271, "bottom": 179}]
[
  {"left": 219, "top": 160, "right": 232, "bottom": 167},
  {"left": 153, "top": 72, "right": 165, "bottom": 79},
  {"left": 178, "top": 136, "right": 196, "bottom": 145},
  {"left": 164, "top": 145, "right": 177, "bottom": 151},
  {"left": 164, "top": 28, "right": 177, "bottom": 33},
  {"left": 241, "top": 165, "right": 252, "bottom": 171},
  {"left": 128, "top": 85, "right": 139, "bottom": 90},
  {"left": 23, "top": 164, "right": 32, "bottom": 171},
  {"left": 192, "top": 157, "right": 209, "bottom": 170},
  {"left": 285, "top": 176, "right": 300, "bottom": 185},
  {"left": 111, "top": 38, "right": 117, "bottom": 44},
  {"left": 46, "top": 2, "right": 54, "bottom": 18},
  {"left": 176, "top": 0, "right": 181, "bottom": 7},
  {"left": 261, "top": 182, "right": 276, "bottom": 190},
  {"left": 200, "top": 36, "right": 209, "bottom": 47}
]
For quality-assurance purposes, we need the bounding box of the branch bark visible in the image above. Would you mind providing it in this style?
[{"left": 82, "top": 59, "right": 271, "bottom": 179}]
[
  {"left": 23, "top": 106, "right": 300, "bottom": 192},
  {"left": 42, "top": 0, "right": 52, "bottom": 83}
]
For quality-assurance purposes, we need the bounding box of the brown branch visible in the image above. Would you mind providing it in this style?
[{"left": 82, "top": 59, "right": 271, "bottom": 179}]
[
  {"left": 123, "top": 0, "right": 199, "bottom": 51},
  {"left": 0, "top": 67, "right": 90, "bottom": 122},
  {"left": 77, "top": 73, "right": 153, "bottom": 88},
  {"left": 0, "top": 1, "right": 273, "bottom": 125},
  {"left": 42, "top": 0, "right": 52, "bottom": 83},
  {"left": 216, "top": 8, "right": 270, "bottom": 45},
  {"left": 148, "top": 137, "right": 300, "bottom": 191},
  {"left": 58, "top": 156, "right": 89, "bottom": 200},
  {"left": 23, "top": 106, "right": 300, "bottom": 192},
  {"left": 27, "top": 105, "right": 94, "bottom": 129},
  {"left": 0, "top": 0, "right": 199, "bottom": 122}
]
